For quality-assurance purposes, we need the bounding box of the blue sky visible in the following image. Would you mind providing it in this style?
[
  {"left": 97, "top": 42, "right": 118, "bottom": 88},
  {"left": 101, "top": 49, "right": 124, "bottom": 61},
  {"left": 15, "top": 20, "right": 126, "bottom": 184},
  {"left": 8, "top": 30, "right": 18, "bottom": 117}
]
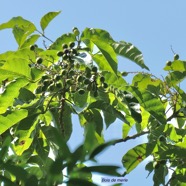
[{"left": 1, "top": 1, "right": 186, "bottom": 185}]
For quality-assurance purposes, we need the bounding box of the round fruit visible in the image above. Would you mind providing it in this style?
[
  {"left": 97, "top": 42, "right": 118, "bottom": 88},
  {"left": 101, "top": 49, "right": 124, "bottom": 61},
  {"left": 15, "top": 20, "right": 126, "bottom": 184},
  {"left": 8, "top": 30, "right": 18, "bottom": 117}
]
[
  {"left": 36, "top": 57, "right": 43, "bottom": 64},
  {"left": 42, "top": 75, "right": 49, "bottom": 81},
  {"left": 91, "top": 66, "right": 98, "bottom": 73},
  {"left": 166, "top": 61, "right": 172, "bottom": 66},
  {"left": 84, "top": 78, "right": 90, "bottom": 85},
  {"left": 77, "top": 75, "right": 84, "bottom": 82},
  {"left": 103, "top": 83, "right": 108, "bottom": 88},
  {"left": 121, "top": 71, "right": 128, "bottom": 76},
  {"left": 30, "top": 45, "right": 35, "bottom": 51},
  {"left": 100, "top": 76, "right": 105, "bottom": 83},
  {"left": 49, "top": 84, "right": 55, "bottom": 91},
  {"left": 57, "top": 51, "right": 64, "bottom": 57},
  {"left": 174, "top": 54, "right": 179, "bottom": 60},
  {"left": 69, "top": 42, "right": 75, "bottom": 48},
  {"left": 62, "top": 43, "right": 68, "bottom": 49},
  {"left": 78, "top": 89, "right": 85, "bottom": 95},
  {"left": 61, "top": 70, "right": 67, "bottom": 76},
  {"left": 72, "top": 27, "right": 80, "bottom": 36},
  {"left": 54, "top": 75, "right": 61, "bottom": 81},
  {"left": 56, "top": 82, "right": 62, "bottom": 89},
  {"left": 62, "top": 54, "right": 68, "bottom": 60}
]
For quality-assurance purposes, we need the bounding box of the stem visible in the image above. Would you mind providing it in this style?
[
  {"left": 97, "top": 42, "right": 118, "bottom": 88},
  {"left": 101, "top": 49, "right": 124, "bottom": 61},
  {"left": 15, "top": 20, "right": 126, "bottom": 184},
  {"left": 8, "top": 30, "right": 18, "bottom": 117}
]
[
  {"left": 113, "top": 131, "right": 150, "bottom": 145},
  {"left": 36, "top": 29, "right": 54, "bottom": 43}
]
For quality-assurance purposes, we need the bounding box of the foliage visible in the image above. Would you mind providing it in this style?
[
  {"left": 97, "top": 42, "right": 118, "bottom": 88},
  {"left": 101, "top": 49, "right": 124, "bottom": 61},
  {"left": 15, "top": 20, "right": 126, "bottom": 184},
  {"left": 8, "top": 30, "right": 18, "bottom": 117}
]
[{"left": 0, "top": 11, "right": 186, "bottom": 186}]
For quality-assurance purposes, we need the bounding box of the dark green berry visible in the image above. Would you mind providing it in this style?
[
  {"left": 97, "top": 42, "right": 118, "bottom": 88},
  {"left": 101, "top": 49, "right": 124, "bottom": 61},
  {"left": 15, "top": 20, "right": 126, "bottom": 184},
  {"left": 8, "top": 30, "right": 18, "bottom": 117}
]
[
  {"left": 56, "top": 82, "right": 62, "bottom": 89},
  {"left": 62, "top": 43, "right": 68, "bottom": 49},
  {"left": 69, "top": 70, "right": 75, "bottom": 76},
  {"left": 166, "top": 61, "right": 172, "bottom": 66},
  {"left": 77, "top": 75, "right": 84, "bottom": 82},
  {"left": 36, "top": 57, "right": 43, "bottom": 64},
  {"left": 121, "top": 71, "right": 128, "bottom": 76},
  {"left": 103, "top": 83, "right": 108, "bottom": 88},
  {"left": 72, "top": 27, "right": 80, "bottom": 36},
  {"left": 100, "top": 76, "right": 105, "bottom": 83},
  {"left": 84, "top": 78, "right": 90, "bottom": 85},
  {"left": 63, "top": 54, "right": 68, "bottom": 60},
  {"left": 78, "top": 89, "right": 85, "bottom": 95},
  {"left": 49, "top": 84, "right": 55, "bottom": 91},
  {"left": 61, "top": 70, "right": 67, "bottom": 76},
  {"left": 174, "top": 54, "right": 179, "bottom": 60},
  {"left": 57, "top": 51, "right": 64, "bottom": 57},
  {"left": 91, "top": 66, "right": 98, "bottom": 73},
  {"left": 42, "top": 75, "right": 49, "bottom": 81},
  {"left": 69, "top": 42, "right": 75, "bottom": 48},
  {"left": 30, "top": 45, "right": 35, "bottom": 51},
  {"left": 54, "top": 75, "right": 61, "bottom": 81},
  {"left": 66, "top": 79, "right": 73, "bottom": 85}
]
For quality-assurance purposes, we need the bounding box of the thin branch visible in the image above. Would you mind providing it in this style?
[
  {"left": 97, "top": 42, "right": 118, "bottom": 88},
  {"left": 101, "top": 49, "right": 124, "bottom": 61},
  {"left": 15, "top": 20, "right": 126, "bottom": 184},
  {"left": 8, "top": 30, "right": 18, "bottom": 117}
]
[
  {"left": 113, "top": 131, "right": 150, "bottom": 145},
  {"left": 36, "top": 29, "right": 54, "bottom": 43}
]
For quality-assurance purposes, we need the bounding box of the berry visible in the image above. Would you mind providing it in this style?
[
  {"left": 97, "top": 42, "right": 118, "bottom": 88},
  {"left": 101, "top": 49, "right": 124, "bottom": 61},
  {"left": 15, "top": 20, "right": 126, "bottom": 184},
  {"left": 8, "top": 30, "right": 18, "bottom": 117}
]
[
  {"left": 36, "top": 57, "right": 43, "bottom": 64},
  {"left": 91, "top": 66, "right": 98, "bottom": 73},
  {"left": 84, "top": 78, "right": 90, "bottom": 85},
  {"left": 78, "top": 89, "right": 85, "bottom": 95},
  {"left": 30, "top": 45, "right": 35, "bottom": 51},
  {"left": 174, "top": 54, "right": 179, "bottom": 60},
  {"left": 166, "top": 61, "right": 172, "bottom": 66},
  {"left": 72, "top": 27, "right": 80, "bottom": 36},
  {"left": 100, "top": 76, "right": 105, "bottom": 83},
  {"left": 69, "top": 42, "right": 75, "bottom": 48},
  {"left": 57, "top": 51, "right": 64, "bottom": 57},
  {"left": 103, "top": 83, "right": 108, "bottom": 88},
  {"left": 62, "top": 43, "right": 68, "bottom": 49},
  {"left": 121, "top": 71, "right": 128, "bottom": 76}
]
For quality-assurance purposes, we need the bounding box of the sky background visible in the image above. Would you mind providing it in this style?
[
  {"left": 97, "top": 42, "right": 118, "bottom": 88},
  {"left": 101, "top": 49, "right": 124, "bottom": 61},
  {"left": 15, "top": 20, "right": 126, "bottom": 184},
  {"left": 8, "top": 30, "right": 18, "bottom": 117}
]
[{"left": 1, "top": 1, "right": 186, "bottom": 185}]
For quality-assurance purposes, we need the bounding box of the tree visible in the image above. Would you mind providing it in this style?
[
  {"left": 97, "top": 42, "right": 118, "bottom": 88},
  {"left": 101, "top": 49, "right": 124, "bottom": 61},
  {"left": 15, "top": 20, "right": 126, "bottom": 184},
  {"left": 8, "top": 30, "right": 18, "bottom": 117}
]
[{"left": 0, "top": 11, "right": 186, "bottom": 186}]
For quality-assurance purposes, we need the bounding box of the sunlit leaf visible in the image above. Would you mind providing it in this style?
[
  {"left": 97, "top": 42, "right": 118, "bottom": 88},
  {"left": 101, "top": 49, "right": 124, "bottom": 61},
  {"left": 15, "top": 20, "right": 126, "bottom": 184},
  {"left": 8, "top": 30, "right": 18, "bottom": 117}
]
[
  {"left": 122, "top": 143, "right": 151, "bottom": 174},
  {"left": 164, "top": 60, "right": 186, "bottom": 72},
  {"left": 0, "top": 109, "right": 28, "bottom": 134},
  {"left": 0, "top": 16, "right": 36, "bottom": 31},
  {"left": 40, "top": 11, "right": 61, "bottom": 32},
  {"left": 0, "top": 78, "right": 28, "bottom": 114},
  {"left": 112, "top": 41, "right": 149, "bottom": 70}
]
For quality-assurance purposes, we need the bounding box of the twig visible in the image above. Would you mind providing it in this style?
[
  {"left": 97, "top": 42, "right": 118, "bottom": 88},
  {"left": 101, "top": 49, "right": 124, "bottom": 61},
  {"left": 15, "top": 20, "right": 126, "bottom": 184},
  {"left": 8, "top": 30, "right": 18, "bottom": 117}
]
[
  {"left": 36, "top": 29, "right": 54, "bottom": 43},
  {"left": 113, "top": 131, "right": 150, "bottom": 145}
]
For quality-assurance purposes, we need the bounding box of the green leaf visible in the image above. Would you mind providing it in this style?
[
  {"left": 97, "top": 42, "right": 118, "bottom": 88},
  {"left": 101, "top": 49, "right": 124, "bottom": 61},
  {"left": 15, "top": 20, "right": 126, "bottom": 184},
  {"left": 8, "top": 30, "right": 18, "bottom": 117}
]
[
  {"left": 0, "top": 109, "right": 28, "bottom": 134},
  {"left": 164, "top": 60, "right": 186, "bottom": 72},
  {"left": 81, "top": 28, "right": 117, "bottom": 74},
  {"left": 40, "top": 11, "right": 61, "bottom": 32},
  {"left": 127, "top": 86, "right": 166, "bottom": 124},
  {"left": 14, "top": 114, "right": 38, "bottom": 155},
  {"left": 0, "top": 16, "right": 36, "bottom": 31},
  {"left": 41, "top": 125, "right": 71, "bottom": 159},
  {"left": 122, "top": 143, "right": 152, "bottom": 174},
  {"left": 0, "top": 58, "right": 32, "bottom": 81},
  {"left": 0, "top": 79, "right": 28, "bottom": 114},
  {"left": 112, "top": 41, "right": 149, "bottom": 70},
  {"left": 2, "top": 162, "right": 28, "bottom": 181},
  {"left": 20, "top": 34, "right": 40, "bottom": 49},
  {"left": 0, "top": 175, "right": 17, "bottom": 186}
]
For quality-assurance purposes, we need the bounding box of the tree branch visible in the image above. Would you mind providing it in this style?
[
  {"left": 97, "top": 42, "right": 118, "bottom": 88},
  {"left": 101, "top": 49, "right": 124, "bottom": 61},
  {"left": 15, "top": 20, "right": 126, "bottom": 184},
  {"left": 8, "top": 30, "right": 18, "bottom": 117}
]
[{"left": 113, "top": 131, "right": 150, "bottom": 145}]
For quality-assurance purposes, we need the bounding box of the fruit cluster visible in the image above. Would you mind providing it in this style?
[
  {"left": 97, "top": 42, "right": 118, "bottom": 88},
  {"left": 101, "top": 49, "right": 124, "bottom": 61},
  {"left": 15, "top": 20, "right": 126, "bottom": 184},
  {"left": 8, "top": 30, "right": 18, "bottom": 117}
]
[{"left": 30, "top": 41, "right": 108, "bottom": 98}]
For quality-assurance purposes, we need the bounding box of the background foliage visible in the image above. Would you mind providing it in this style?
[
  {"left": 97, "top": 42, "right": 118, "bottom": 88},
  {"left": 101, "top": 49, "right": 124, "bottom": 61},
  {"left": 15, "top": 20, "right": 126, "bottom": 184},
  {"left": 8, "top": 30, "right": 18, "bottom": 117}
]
[{"left": 0, "top": 11, "right": 186, "bottom": 186}]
